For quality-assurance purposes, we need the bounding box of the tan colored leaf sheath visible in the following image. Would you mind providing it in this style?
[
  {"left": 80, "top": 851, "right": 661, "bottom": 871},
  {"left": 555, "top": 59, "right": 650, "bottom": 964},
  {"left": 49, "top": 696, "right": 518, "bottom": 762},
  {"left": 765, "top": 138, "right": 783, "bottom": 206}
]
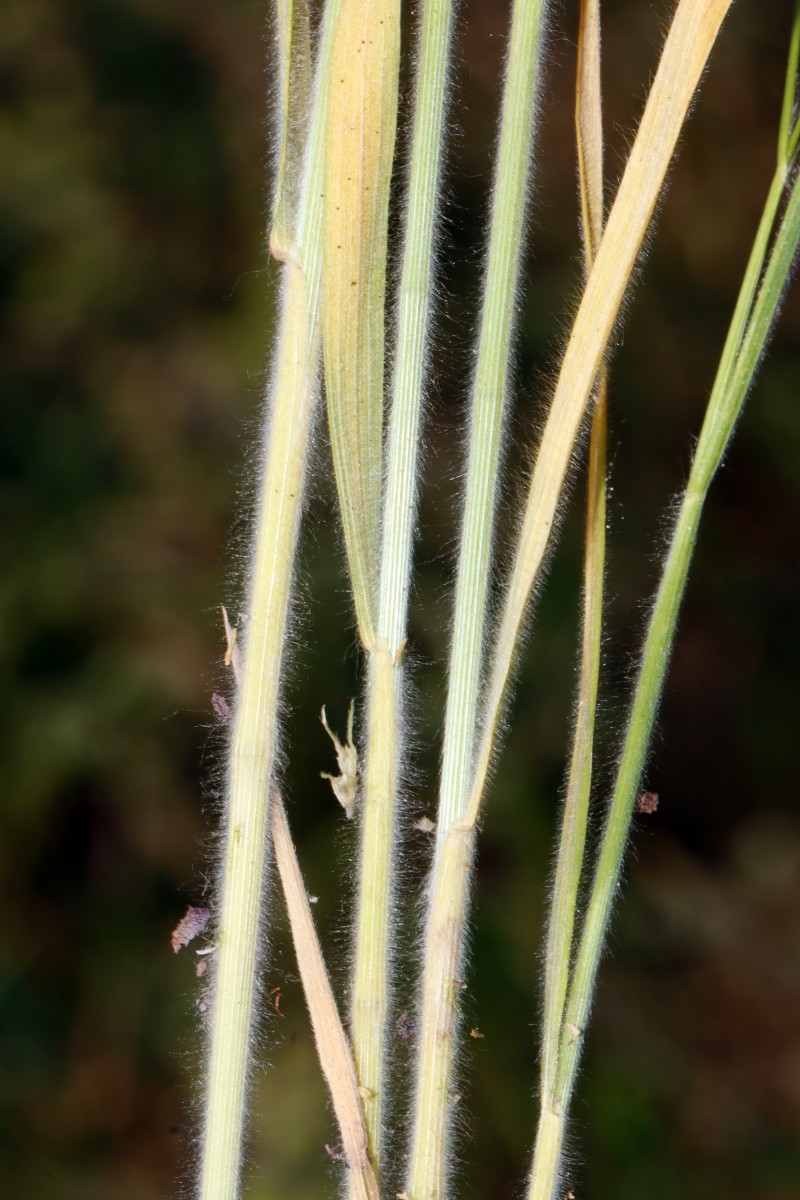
[
  {"left": 323, "top": 0, "right": 402, "bottom": 646},
  {"left": 272, "top": 793, "right": 380, "bottom": 1200},
  {"left": 467, "top": 0, "right": 735, "bottom": 830}
]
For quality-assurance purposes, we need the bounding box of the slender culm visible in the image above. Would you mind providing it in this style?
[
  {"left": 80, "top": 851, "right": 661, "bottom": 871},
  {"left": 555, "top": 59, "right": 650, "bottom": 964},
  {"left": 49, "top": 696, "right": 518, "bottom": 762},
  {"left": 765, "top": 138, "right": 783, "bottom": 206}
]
[
  {"left": 534, "top": 3, "right": 607, "bottom": 1192},
  {"left": 343, "top": 0, "right": 457, "bottom": 1179},
  {"left": 407, "top": 4, "right": 551, "bottom": 1198},
  {"left": 528, "top": 9, "right": 800, "bottom": 1199},
  {"left": 198, "top": 4, "right": 341, "bottom": 1195},
  {"left": 554, "top": 68, "right": 800, "bottom": 1144},
  {"left": 319, "top": 0, "right": 403, "bottom": 1174},
  {"left": 186, "top": 5, "right": 800, "bottom": 1199}
]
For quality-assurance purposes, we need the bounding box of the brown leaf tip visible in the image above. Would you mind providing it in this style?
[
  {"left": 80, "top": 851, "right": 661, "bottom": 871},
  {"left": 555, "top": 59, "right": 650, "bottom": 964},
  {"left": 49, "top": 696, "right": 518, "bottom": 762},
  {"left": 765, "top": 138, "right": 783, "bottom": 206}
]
[{"left": 171, "top": 905, "right": 211, "bottom": 953}]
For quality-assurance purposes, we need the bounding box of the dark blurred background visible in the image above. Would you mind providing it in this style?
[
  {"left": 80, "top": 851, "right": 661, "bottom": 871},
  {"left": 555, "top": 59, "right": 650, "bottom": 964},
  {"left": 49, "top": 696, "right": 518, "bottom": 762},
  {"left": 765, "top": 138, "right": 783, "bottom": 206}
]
[{"left": 2, "top": 1, "right": 799, "bottom": 1198}]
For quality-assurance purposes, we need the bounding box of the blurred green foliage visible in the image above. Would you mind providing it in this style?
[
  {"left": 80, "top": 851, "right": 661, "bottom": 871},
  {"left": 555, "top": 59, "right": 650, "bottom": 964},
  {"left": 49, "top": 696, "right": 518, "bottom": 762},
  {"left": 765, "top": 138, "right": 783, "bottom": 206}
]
[{"left": 1, "top": 2, "right": 799, "bottom": 1199}]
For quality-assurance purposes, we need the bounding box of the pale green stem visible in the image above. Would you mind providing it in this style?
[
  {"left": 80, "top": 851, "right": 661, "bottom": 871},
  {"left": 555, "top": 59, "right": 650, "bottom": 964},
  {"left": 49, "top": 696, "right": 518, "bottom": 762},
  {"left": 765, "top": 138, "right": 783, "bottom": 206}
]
[
  {"left": 560, "top": 162, "right": 800, "bottom": 1099},
  {"left": 528, "top": 1106, "right": 564, "bottom": 1200},
  {"left": 353, "top": 643, "right": 395, "bottom": 1166},
  {"left": 540, "top": 98, "right": 800, "bottom": 1200},
  {"left": 318, "top": 4, "right": 402, "bottom": 1146},
  {"left": 531, "top": 15, "right": 800, "bottom": 1197},
  {"left": 379, "top": 0, "right": 454, "bottom": 655},
  {"left": 778, "top": 3, "right": 800, "bottom": 163},
  {"left": 353, "top": 0, "right": 456, "bottom": 1171},
  {"left": 200, "top": 270, "right": 315, "bottom": 1200},
  {"left": 540, "top": 0, "right": 605, "bottom": 1105},
  {"left": 464, "top": 0, "right": 734, "bottom": 838},
  {"left": 436, "top": 0, "right": 550, "bottom": 844},
  {"left": 198, "top": 5, "right": 341, "bottom": 1197},
  {"left": 407, "top": 4, "right": 551, "bottom": 1198},
  {"left": 270, "top": 0, "right": 311, "bottom": 262},
  {"left": 408, "top": 821, "right": 476, "bottom": 1200},
  {"left": 539, "top": 380, "right": 606, "bottom": 1101}
]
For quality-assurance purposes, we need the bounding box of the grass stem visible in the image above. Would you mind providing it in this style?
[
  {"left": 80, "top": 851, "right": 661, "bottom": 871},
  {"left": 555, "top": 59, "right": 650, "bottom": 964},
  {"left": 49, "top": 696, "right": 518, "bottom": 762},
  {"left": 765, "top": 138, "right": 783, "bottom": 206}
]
[
  {"left": 539, "top": 0, "right": 605, "bottom": 1110},
  {"left": 465, "top": 0, "right": 733, "bottom": 834},
  {"left": 527, "top": 21, "right": 800, "bottom": 1198},
  {"left": 198, "top": 4, "right": 341, "bottom": 1194},
  {"left": 350, "top": 0, "right": 455, "bottom": 1173},
  {"left": 407, "top": 3, "right": 550, "bottom": 1196},
  {"left": 555, "top": 113, "right": 800, "bottom": 1131},
  {"left": 319, "top": 0, "right": 404, "bottom": 1174}
]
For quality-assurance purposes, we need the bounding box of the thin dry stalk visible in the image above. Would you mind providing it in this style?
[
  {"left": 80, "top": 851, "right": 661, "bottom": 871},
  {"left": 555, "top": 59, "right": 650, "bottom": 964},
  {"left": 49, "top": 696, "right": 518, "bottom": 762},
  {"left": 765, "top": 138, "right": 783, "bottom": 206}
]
[{"left": 271, "top": 793, "right": 380, "bottom": 1200}]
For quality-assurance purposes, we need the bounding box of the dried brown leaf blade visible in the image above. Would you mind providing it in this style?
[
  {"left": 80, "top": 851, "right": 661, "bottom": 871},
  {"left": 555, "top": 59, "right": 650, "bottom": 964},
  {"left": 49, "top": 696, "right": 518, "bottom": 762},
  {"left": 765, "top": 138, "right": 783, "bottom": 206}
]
[{"left": 271, "top": 793, "right": 380, "bottom": 1200}]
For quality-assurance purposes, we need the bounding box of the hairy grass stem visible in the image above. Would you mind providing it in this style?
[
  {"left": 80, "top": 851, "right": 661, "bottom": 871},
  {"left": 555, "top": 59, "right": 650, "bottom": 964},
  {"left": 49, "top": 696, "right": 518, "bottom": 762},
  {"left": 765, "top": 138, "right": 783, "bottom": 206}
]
[
  {"left": 465, "top": 0, "right": 734, "bottom": 833},
  {"left": 539, "top": 0, "right": 606, "bottom": 1109},
  {"left": 349, "top": 0, "right": 457, "bottom": 1174},
  {"left": 555, "top": 40, "right": 800, "bottom": 1126},
  {"left": 407, "top": 3, "right": 550, "bottom": 1197},
  {"left": 192, "top": 5, "right": 800, "bottom": 1199},
  {"left": 198, "top": 4, "right": 341, "bottom": 1195},
  {"left": 319, "top": 0, "right": 404, "bottom": 1172},
  {"left": 528, "top": 13, "right": 800, "bottom": 1198}
]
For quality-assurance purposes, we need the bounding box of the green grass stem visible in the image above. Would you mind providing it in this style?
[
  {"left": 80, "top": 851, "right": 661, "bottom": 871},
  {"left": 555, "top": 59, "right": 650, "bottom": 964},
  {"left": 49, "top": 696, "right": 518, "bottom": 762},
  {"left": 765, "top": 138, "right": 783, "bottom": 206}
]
[
  {"left": 553, "top": 151, "right": 800, "bottom": 1158},
  {"left": 379, "top": 0, "right": 454, "bottom": 657},
  {"left": 463, "top": 0, "right": 733, "bottom": 834},
  {"left": 528, "top": 23, "right": 800, "bottom": 1197},
  {"left": 317, "top": 0, "right": 404, "bottom": 1174},
  {"left": 407, "top": 3, "right": 550, "bottom": 1197},
  {"left": 198, "top": 4, "right": 341, "bottom": 1196},
  {"left": 540, "top": 0, "right": 605, "bottom": 1107},
  {"left": 352, "top": 0, "right": 456, "bottom": 1172},
  {"left": 270, "top": 0, "right": 311, "bottom": 264}
]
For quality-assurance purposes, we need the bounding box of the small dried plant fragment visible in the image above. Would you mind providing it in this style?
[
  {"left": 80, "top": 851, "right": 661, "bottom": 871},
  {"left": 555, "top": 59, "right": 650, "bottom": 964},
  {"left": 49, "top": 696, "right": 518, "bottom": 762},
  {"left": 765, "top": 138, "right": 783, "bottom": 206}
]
[
  {"left": 171, "top": 905, "right": 211, "bottom": 953},
  {"left": 321, "top": 702, "right": 358, "bottom": 819},
  {"left": 211, "top": 693, "right": 232, "bottom": 724},
  {"left": 220, "top": 605, "right": 241, "bottom": 681},
  {"left": 636, "top": 790, "right": 659, "bottom": 815}
]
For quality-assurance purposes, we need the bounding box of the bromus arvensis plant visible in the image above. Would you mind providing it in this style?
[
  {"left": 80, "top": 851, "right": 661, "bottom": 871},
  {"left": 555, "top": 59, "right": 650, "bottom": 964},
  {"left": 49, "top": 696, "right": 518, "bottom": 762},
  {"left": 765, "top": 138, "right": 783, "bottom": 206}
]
[{"left": 185, "top": 2, "right": 800, "bottom": 1198}]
